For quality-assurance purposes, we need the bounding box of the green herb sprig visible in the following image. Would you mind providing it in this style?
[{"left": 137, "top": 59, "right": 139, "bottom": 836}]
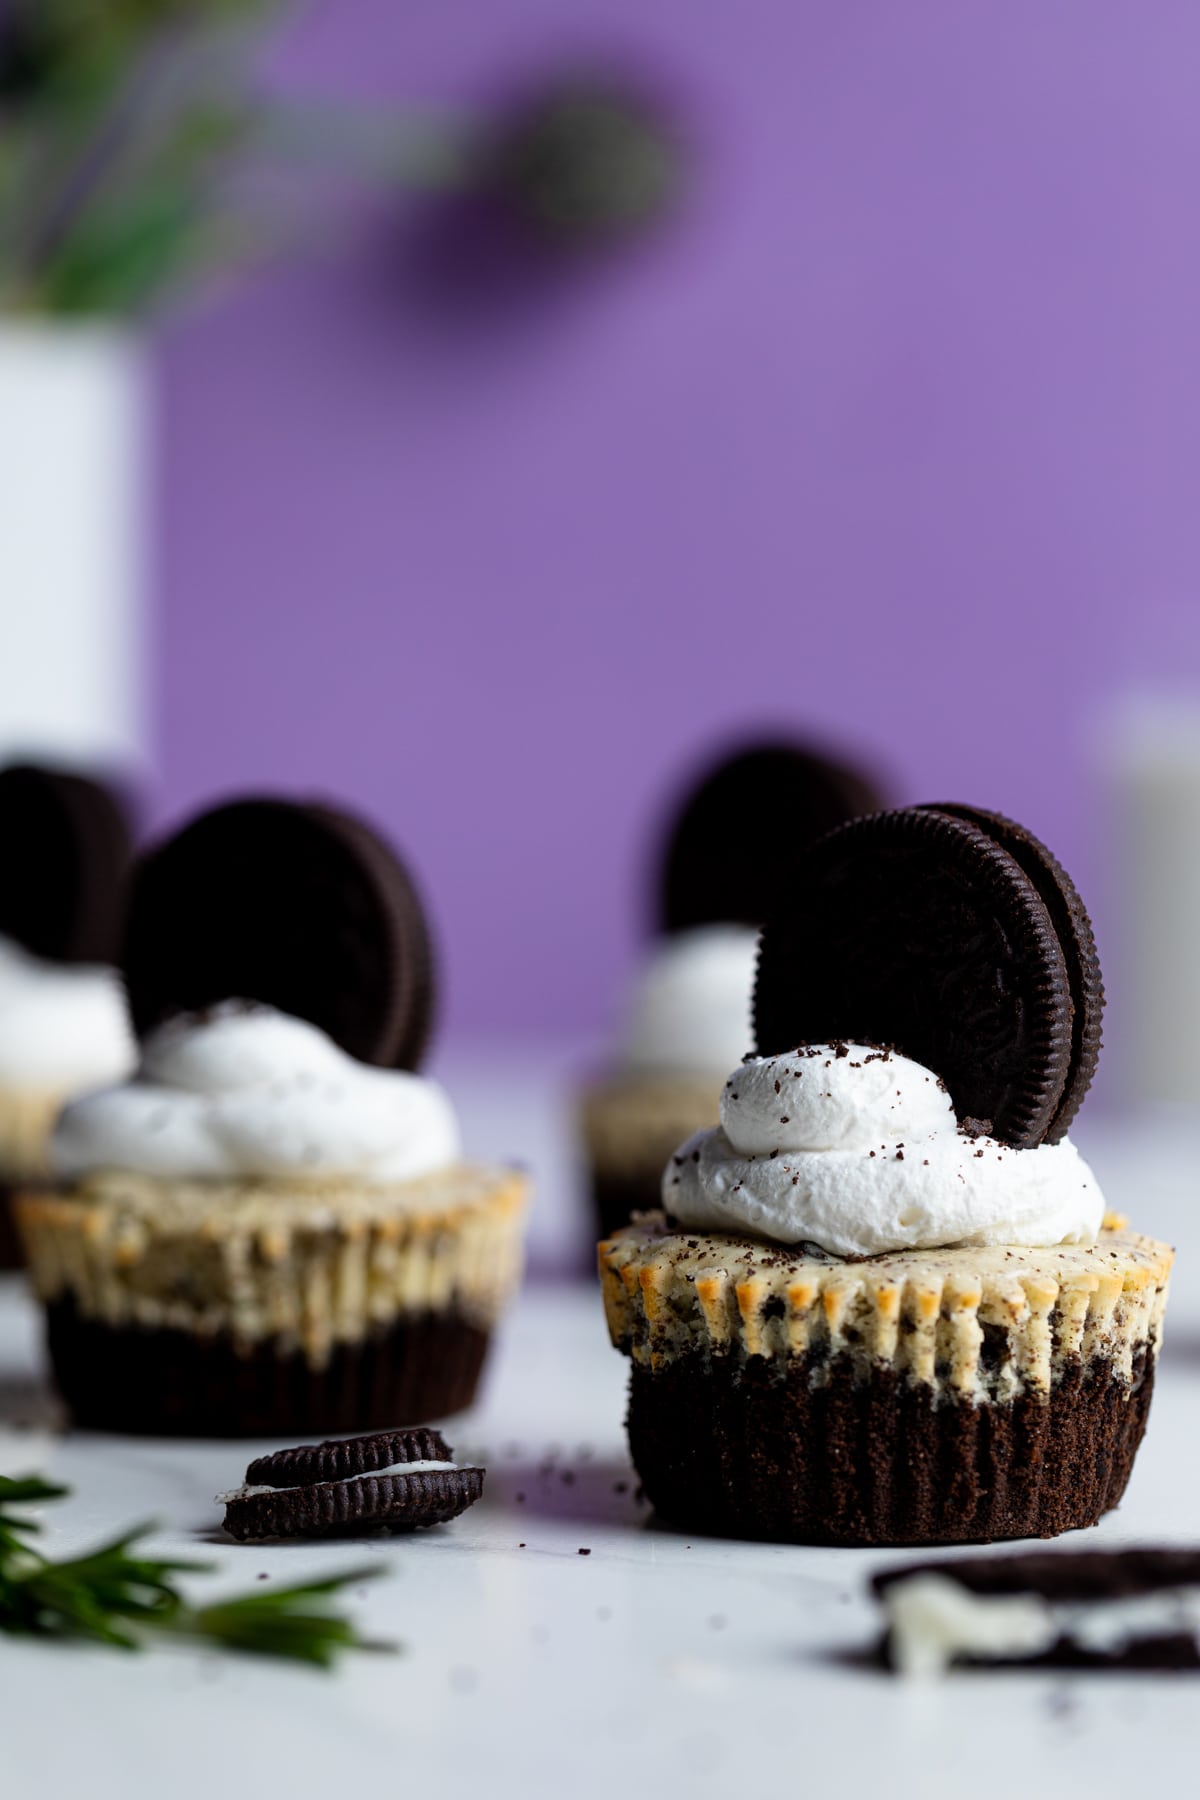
[{"left": 0, "top": 1473, "right": 385, "bottom": 1667}]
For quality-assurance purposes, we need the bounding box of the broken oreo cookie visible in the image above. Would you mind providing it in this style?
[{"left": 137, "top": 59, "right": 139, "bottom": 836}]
[
  {"left": 658, "top": 739, "right": 886, "bottom": 935},
  {"left": 220, "top": 1427, "right": 484, "bottom": 1541},
  {"left": 123, "top": 798, "right": 435, "bottom": 1070},
  {"left": 0, "top": 762, "right": 131, "bottom": 964},
  {"left": 874, "top": 1548, "right": 1200, "bottom": 1674},
  {"left": 753, "top": 805, "right": 1102, "bottom": 1148}
]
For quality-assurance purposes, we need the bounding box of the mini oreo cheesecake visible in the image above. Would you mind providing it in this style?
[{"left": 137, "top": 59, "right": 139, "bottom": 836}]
[
  {"left": 0, "top": 765, "right": 136, "bottom": 1270},
  {"left": 580, "top": 739, "right": 885, "bottom": 1239},
  {"left": 15, "top": 798, "right": 528, "bottom": 1436},
  {"left": 599, "top": 805, "right": 1174, "bottom": 1545}
]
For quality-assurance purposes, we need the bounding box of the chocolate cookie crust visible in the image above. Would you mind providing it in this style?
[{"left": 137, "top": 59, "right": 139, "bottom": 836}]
[
  {"left": 44, "top": 1300, "right": 490, "bottom": 1437},
  {"left": 753, "top": 807, "right": 1075, "bottom": 1146},
  {"left": 0, "top": 1186, "right": 24, "bottom": 1269},
  {"left": 627, "top": 1347, "right": 1154, "bottom": 1545},
  {"left": 123, "top": 798, "right": 435, "bottom": 1070}
]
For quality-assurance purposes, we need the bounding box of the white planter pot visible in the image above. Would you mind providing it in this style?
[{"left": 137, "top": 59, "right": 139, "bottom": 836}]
[{"left": 0, "top": 321, "right": 147, "bottom": 768}]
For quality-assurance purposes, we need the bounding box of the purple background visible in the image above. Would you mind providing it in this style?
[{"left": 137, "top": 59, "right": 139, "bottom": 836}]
[{"left": 154, "top": 0, "right": 1199, "bottom": 1040}]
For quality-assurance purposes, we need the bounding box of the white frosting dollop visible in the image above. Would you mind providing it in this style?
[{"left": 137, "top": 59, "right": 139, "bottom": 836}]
[
  {"left": 663, "top": 1043, "right": 1104, "bottom": 1258},
  {"left": 52, "top": 1002, "right": 460, "bottom": 1184},
  {"left": 0, "top": 933, "right": 136, "bottom": 1090},
  {"left": 620, "top": 925, "right": 759, "bottom": 1075}
]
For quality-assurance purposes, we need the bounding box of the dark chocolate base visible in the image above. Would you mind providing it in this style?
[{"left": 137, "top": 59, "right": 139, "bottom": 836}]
[
  {"left": 44, "top": 1298, "right": 492, "bottom": 1437},
  {"left": 627, "top": 1348, "right": 1156, "bottom": 1546},
  {"left": 592, "top": 1171, "right": 665, "bottom": 1243},
  {"left": 0, "top": 1185, "right": 23, "bottom": 1271}
]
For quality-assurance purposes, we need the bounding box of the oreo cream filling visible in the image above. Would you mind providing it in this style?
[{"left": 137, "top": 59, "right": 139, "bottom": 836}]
[
  {"left": 218, "top": 1458, "right": 459, "bottom": 1503},
  {"left": 884, "top": 1572, "right": 1200, "bottom": 1676}
]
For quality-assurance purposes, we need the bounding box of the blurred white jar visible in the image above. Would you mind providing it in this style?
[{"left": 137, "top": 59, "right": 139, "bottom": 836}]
[
  {"left": 0, "top": 321, "right": 147, "bottom": 764},
  {"left": 1109, "top": 697, "right": 1200, "bottom": 1107}
]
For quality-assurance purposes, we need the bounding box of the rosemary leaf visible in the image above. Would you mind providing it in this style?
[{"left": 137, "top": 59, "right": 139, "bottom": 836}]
[{"left": 0, "top": 1474, "right": 386, "bottom": 1667}]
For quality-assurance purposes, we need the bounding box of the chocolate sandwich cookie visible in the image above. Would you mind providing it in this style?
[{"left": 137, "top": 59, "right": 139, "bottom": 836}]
[
  {"left": 874, "top": 1548, "right": 1200, "bottom": 1674},
  {"left": 123, "top": 798, "right": 436, "bottom": 1069},
  {"left": 0, "top": 763, "right": 131, "bottom": 965},
  {"left": 659, "top": 739, "right": 886, "bottom": 935},
  {"left": 753, "top": 804, "right": 1101, "bottom": 1147},
  {"left": 918, "top": 805, "right": 1103, "bottom": 1143},
  {"left": 221, "top": 1427, "right": 485, "bottom": 1541}
]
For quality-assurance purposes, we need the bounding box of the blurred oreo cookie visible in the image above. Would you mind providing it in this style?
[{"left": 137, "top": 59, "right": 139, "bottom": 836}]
[
  {"left": 123, "top": 798, "right": 436, "bottom": 1070},
  {"left": 221, "top": 1426, "right": 484, "bottom": 1541},
  {"left": 0, "top": 763, "right": 131, "bottom": 964},
  {"left": 754, "top": 805, "right": 1101, "bottom": 1147},
  {"left": 658, "top": 739, "right": 886, "bottom": 935}
]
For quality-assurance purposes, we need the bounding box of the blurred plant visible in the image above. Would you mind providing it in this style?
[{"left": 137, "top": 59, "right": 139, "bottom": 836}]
[
  {"left": 0, "top": 0, "right": 287, "bottom": 314},
  {"left": 480, "top": 76, "right": 683, "bottom": 252},
  {"left": 0, "top": 0, "right": 686, "bottom": 319}
]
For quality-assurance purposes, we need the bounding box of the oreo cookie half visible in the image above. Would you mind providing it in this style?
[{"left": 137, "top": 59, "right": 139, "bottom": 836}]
[
  {"left": 0, "top": 763, "right": 131, "bottom": 964},
  {"left": 220, "top": 1428, "right": 485, "bottom": 1541},
  {"left": 658, "top": 739, "right": 886, "bottom": 935},
  {"left": 919, "top": 805, "right": 1103, "bottom": 1143},
  {"left": 874, "top": 1548, "right": 1200, "bottom": 1674},
  {"left": 123, "top": 798, "right": 436, "bottom": 1070},
  {"left": 753, "top": 806, "right": 1081, "bottom": 1146}
]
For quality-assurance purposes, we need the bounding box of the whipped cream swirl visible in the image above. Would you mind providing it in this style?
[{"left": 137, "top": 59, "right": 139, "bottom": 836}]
[
  {"left": 620, "top": 925, "right": 758, "bottom": 1075},
  {"left": 0, "top": 933, "right": 136, "bottom": 1090},
  {"left": 52, "top": 1002, "right": 460, "bottom": 1184},
  {"left": 663, "top": 1043, "right": 1104, "bottom": 1258}
]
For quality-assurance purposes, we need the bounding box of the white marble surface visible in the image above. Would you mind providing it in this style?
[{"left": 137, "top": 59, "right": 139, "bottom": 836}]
[{"left": 1, "top": 1108, "right": 1198, "bottom": 1799}]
